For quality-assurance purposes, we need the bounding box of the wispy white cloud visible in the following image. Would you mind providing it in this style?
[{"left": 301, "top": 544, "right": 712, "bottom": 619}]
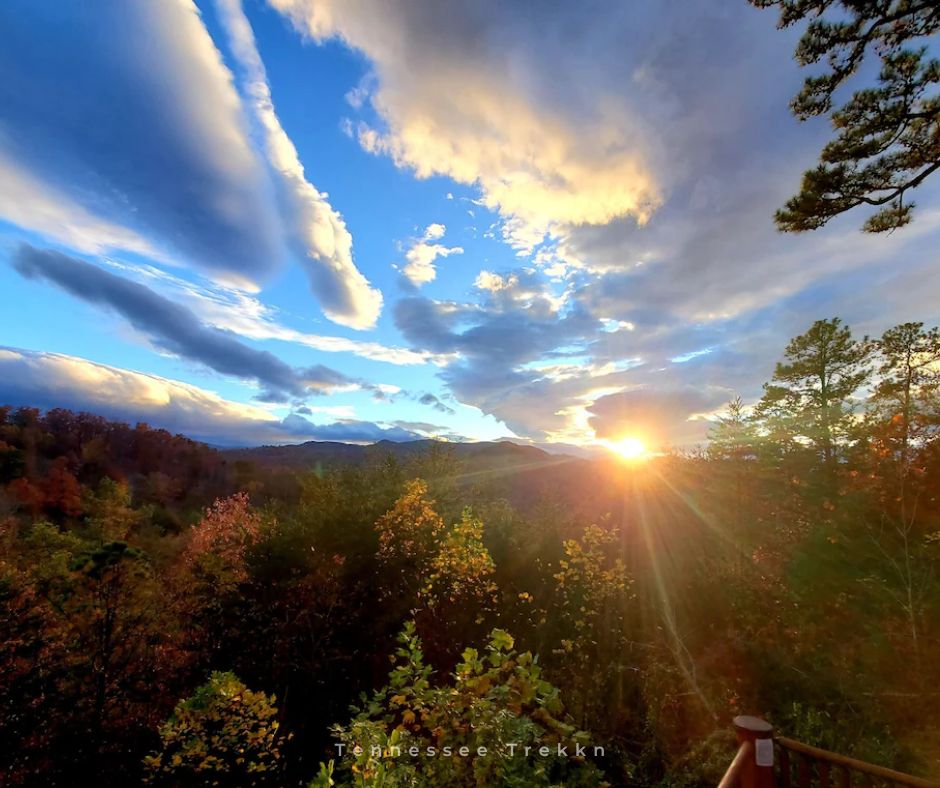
[
  {"left": 103, "top": 258, "right": 452, "bottom": 367},
  {"left": 214, "top": 0, "right": 383, "bottom": 329}
]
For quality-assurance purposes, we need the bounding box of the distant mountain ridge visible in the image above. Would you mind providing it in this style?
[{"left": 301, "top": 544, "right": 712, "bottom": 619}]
[
  {"left": 0, "top": 403, "right": 612, "bottom": 520},
  {"left": 222, "top": 437, "right": 610, "bottom": 516},
  {"left": 222, "top": 438, "right": 582, "bottom": 469}
]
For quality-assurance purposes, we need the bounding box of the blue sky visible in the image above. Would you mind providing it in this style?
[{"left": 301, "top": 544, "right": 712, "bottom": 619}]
[{"left": 1, "top": 0, "right": 939, "bottom": 449}]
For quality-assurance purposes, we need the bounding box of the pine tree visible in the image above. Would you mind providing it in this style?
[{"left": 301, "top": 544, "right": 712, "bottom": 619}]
[
  {"left": 752, "top": 0, "right": 940, "bottom": 232},
  {"left": 869, "top": 321, "right": 940, "bottom": 477},
  {"left": 864, "top": 323, "right": 940, "bottom": 651},
  {"left": 709, "top": 397, "right": 759, "bottom": 528},
  {"left": 756, "top": 318, "right": 871, "bottom": 473}
]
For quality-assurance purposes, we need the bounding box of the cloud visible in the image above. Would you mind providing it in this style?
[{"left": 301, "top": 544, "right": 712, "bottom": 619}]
[
  {"left": 0, "top": 0, "right": 284, "bottom": 284},
  {"left": 393, "top": 271, "right": 604, "bottom": 439},
  {"left": 0, "top": 347, "right": 423, "bottom": 447},
  {"left": 587, "top": 386, "right": 731, "bottom": 448},
  {"left": 258, "top": 0, "right": 827, "bottom": 444},
  {"left": 390, "top": 263, "right": 765, "bottom": 446},
  {"left": 269, "top": 0, "right": 667, "bottom": 252},
  {"left": 0, "top": 151, "right": 166, "bottom": 262},
  {"left": 474, "top": 271, "right": 516, "bottom": 293},
  {"left": 571, "top": 185, "right": 940, "bottom": 330},
  {"left": 280, "top": 414, "right": 418, "bottom": 442},
  {"left": 400, "top": 223, "right": 463, "bottom": 287},
  {"left": 0, "top": 346, "right": 283, "bottom": 446},
  {"left": 418, "top": 392, "right": 455, "bottom": 415},
  {"left": 391, "top": 419, "right": 461, "bottom": 440},
  {"left": 7, "top": 0, "right": 940, "bottom": 452},
  {"left": 213, "top": 0, "right": 383, "bottom": 328},
  {"left": 395, "top": 275, "right": 594, "bottom": 370},
  {"left": 12, "top": 245, "right": 365, "bottom": 401},
  {"left": 104, "top": 259, "right": 446, "bottom": 366},
  {"left": 293, "top": 404, "right": 357, "bottom": 419},
  {"left": 291, "top": 0, "right": 940, "bottom": 447}
]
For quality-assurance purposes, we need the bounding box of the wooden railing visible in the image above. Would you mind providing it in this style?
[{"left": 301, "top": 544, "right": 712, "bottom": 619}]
[
  {"left": 719, "top": 739, "right": 755, "bottom": 788},
  {"left": 775, "top": 737, "right": 939, "bottom": 788},
  {"left": 718, "top": 716, "right": 940, "bottom": 788}
]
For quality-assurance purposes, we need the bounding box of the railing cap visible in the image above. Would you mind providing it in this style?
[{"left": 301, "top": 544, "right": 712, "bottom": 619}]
[{"left": 733, "top": 715, "right": 774, "bottom": 735}]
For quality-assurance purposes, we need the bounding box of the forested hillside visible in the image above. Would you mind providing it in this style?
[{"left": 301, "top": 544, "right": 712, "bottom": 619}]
[{"left": 2, "top": 318, "right": 940, "bottom": 786}]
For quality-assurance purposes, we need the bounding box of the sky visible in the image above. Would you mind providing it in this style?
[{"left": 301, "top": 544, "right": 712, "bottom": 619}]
[{"left": 1, "top": 0, "right": 939, "bottom": 450}]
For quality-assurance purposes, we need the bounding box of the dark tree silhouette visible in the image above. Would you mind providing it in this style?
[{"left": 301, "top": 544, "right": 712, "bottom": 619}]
[{"left": 752, "top": 0, "right": 940, "bottom": 232}]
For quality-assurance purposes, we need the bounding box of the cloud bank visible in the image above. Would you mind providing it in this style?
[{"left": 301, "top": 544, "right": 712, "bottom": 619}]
[
  {"left": 587, "top": 386, "right": 730, "bottom": 447},
  {"left": 270, "top": 0, "right": 666, "bottom": 252},
  {"left": 0, "top": 347, "right": 420, "bottom": 447},
  {"left": 264, "top": 0, "right": 940, "bottom": 448},
  {"left": 4, "top": 1, "right": 940, "bottom": 451},
  {"left": 108, "top": 259, "right": 446, "bottom": 366}
]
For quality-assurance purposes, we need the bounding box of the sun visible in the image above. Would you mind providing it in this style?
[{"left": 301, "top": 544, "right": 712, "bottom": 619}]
[{"left": 610, "top": 436, "right": 648, "bottom": 462}]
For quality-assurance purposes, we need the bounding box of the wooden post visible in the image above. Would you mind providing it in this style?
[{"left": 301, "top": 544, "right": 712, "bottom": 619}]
[{"left": 734, "top": 715, "right": 775, "bottom": 788}]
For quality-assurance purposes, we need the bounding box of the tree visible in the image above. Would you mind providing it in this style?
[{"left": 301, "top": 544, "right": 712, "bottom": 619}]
[
  {"left": 83, "top": 477, "right": 139, "bottom": 540},
  {"left": 868, "top": 321, "right": 940, "bottom": 481},
  {"left": 0, "top": 560, "right": 63, "bottom": 785},
  {"left": 416, "top": 507, "right": 499, "bottom": 664},
  {"left": 6, "top": 476, "right": 44, "bottom": 518},
  {"left": 708, "top": 398, "right": 757, "bottom": 464},
  {"left": 552, "top": 524, "right": 633, "bottom": 732},
  {"left": 756, "top": 318, "right": 871, "bottom": 473},
  {"left": 144, "top": 672, "right": 287, "bottom": 786},
  {"left": 67, "top": 541, "right": 164, "bottom": 769},
  {"left": 3, "top": 524, "right": 172, "bottom": 782},
  {"left": 708, "top": 398, "right": 763, "bottom": 530},
  {"left": 184, "top": 493, "right": 265, "bottom": 591},
  {"left": 752, "top": 0, "right": 940, "bottom": 232},
  {"left": 0, "top": 439, "right": 25, "bottom": 484},
  {"left": 315, "top": 622, "right": 605, "bottom": 788},
  {"left": 862, "top": 322, "right": 940, "bottom": 652},
  {"left": 41, "top": 458, "right": 83, "bottom": 519},
  {"left": 374, "top": 479, "right": 444, "bottom": 600},
  {"left": 180, "top": 494, "right": 268, "bottom": 666},
  {"left": 420, "top": 508, "right": 498, "bottom": 612}
]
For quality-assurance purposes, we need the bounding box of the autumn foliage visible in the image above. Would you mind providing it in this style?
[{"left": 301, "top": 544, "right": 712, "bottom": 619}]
[{"left": 2, "top": 318, "right": 940, "bottom": 785}]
